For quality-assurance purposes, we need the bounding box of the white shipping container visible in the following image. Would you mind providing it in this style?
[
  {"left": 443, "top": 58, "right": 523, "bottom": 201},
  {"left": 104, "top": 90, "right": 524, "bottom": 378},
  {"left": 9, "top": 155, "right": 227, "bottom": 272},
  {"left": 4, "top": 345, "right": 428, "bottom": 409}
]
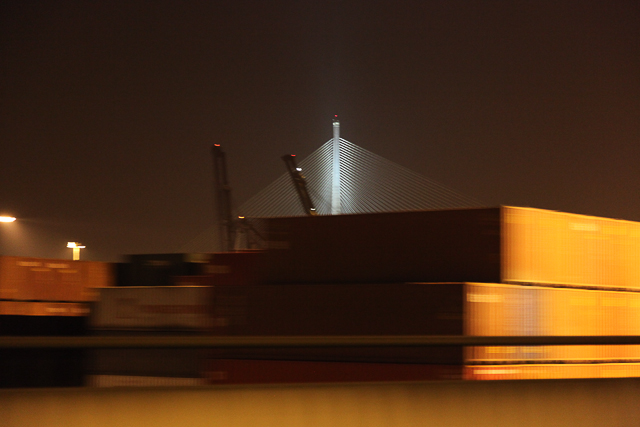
[{"left": 90, "top": 286, "right": 214, "bottom": 331}]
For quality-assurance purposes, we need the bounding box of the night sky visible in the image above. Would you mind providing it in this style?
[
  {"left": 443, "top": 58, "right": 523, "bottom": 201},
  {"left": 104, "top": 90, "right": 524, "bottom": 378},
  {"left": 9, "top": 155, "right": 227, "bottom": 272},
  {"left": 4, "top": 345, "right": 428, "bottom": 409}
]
[{"left": 1, "top": 1, "right": 639, "bottom": 262}]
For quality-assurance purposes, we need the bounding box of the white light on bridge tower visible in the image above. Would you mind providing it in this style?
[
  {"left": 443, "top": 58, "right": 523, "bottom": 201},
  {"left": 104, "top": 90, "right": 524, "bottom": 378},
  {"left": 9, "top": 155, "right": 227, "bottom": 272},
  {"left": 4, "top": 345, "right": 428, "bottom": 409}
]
[{"left": 332, "top": 115, "right": 341, "bottom": 215}]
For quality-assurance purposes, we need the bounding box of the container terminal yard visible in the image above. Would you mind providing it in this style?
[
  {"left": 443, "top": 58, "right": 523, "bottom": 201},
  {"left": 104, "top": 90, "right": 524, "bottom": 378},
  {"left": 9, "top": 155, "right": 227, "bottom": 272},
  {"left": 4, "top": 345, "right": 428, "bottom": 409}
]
[{"left": 3, "top": 206, "right": 640, "bottom": 427}]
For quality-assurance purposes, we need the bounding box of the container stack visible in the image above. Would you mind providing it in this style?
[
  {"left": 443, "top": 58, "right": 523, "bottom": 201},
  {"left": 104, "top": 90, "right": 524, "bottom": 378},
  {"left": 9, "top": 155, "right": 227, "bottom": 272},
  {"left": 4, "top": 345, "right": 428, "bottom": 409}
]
[
  {"left": 88, "top": 286, "right": 214, "bottom": 386},
  {"left": 204, "top": 206, "right": 640, "bottom": 383},
  {"left": 0, "top": 256, "right": 112, "bottom": 325},
  {"left": 0, "top": 256, "right": 113, "bottom": 387},
  {"left": 116, "top": 253, "right": 212, "bottom": 287}
]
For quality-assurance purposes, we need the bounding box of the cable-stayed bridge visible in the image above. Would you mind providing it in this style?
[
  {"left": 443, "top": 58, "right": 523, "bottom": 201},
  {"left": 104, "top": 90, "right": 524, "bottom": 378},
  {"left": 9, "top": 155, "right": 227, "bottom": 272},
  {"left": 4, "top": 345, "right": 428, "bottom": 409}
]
[
  {"left": 182, "top": 122, "right": 481, "bottom": 252},
  {"left": 239, "top": 137, "right": 480, "bottom": 218}
]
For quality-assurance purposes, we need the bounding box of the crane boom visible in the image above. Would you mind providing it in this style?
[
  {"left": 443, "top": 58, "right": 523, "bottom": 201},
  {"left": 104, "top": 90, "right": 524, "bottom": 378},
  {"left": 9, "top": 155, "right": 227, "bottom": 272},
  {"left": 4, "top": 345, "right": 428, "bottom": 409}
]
[{"left": 282, "top": 154, "right": 317, "bottom": 216}]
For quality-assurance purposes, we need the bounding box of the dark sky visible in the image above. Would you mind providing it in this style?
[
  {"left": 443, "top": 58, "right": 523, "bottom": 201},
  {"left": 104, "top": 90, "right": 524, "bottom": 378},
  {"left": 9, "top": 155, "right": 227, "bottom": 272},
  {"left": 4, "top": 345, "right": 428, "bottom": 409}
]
[{"left": 1, "top": 1, "right": 639, "bottom": 261}]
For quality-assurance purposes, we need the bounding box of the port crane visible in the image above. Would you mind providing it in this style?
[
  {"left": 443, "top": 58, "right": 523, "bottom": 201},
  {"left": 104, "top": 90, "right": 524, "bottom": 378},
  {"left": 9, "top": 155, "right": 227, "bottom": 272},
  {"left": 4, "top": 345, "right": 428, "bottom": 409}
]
[
  {"left": 211, "top": 144, "right": 264, "bottom": 251},
  {"left": 281, "top": 154, "right": 317, "bottom": 216},
  {"left": 211, "top": 144, "right": 235, "bottom": 251}
]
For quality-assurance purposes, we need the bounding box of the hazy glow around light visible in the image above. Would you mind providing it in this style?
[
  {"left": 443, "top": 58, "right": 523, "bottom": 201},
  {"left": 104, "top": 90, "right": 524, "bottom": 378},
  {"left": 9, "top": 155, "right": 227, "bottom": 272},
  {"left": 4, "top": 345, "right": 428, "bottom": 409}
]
[{"left": 0, "top": 216, "right": 16, "bottom": 223}]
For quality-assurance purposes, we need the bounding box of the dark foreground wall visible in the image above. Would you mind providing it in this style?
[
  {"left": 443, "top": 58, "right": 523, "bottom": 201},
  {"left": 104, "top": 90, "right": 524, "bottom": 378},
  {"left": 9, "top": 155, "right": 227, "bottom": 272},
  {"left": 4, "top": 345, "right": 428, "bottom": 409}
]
[{"left": 2, "top": 378, "right": 639, "bottom": 427}]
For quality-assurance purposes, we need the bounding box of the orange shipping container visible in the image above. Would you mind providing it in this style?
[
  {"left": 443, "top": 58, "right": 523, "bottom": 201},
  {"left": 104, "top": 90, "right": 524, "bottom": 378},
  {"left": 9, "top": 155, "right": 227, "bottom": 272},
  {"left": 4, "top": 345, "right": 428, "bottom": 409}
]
[
  {"left": 0, "top": 256, "right": 113, "bottom": 303},
  {"left": 464, "top": 363, "right": 640, "bottom": 381},
  {"left": 463, "top": 282, "right": 640, "bottom": 363},
  {"left": 501, "top": 206, "right": 640, "bottom": 289}
]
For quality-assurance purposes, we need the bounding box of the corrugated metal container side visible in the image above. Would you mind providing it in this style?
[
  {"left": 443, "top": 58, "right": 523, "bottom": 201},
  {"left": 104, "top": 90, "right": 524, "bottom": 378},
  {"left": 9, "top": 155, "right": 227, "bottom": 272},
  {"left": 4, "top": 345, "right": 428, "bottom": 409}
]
[
  {"left": 0, "top": 301, "right": 29, "bottom": 316},
  {"left": 0, "top": 256, "right": 46, "bottom": 300},
  {"left": 90, "top": 286, "right": 214, "bottom": 331},
  {"left": 502, "top": 206, "right": 640, "bottom": 289},
  {"left": 204, "top": 251, "right": 265, "bottom": 286},
  {"left": 262, "top": 208, "right": 502, "bottom": 284},
  {"left": 261, "top": 207, "right": 640, "bottom": 288},
  {"left": 211, "top": 282, "right": 465, "bottom": 336},
  {"left": 208, "top": 282, "right": 640, "bottom": 365},
  {"left": 0, "top": 256, "right": 113, "bottom": 303},
  {"left": 28, "top": 302, "right": 90, "bottom": 317},
  {"left": 463, "top": 283, "right": 640, "bottom": 363},
  {"left": 0, "top": 256, "right": 13, "bottom": 299},
  {"left": 55, "top": 263, "right": 83, "bottom": 301},
  {"left": 81, "top": 261, "right": 114, "bottom": 301},
  {"left": 205, "top": 359, "right": 463, "bottom": 385},
  {"left": 464, "top": 363, "right": 640, "bottom": 381},
  {"left": 208, "top": 345, "right": 463, "bottom": 365},
  {"left": 173, "top": 275, "right": 216, "bottom": 286},
  {"left": 113, "top": 262, "right": 133, "bottom": 287},
  {"left": 125, "top": 253, "right": 211, "bottom": 287},
  {"left": 89, "top": 348, "right": 209, "bottom": 381},
  {"left": 209, "top": 282, "right": 465, "bottom": 365},
  {"left": 87, "top": 375, "right": 208, "bottom": 387}
]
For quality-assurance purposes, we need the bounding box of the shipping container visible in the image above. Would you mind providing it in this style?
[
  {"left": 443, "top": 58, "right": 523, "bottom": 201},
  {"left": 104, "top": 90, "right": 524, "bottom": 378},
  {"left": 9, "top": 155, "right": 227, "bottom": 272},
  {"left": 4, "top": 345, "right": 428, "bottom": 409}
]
[
  {"left": 173, "top": 275, "right": 216, "bottom": 286},
  {"left": 205, "top": 359, "right": 463, "bottom": 385},
  {"left": 464, "top": 283, "right": 640, "bottom": 363},
  {"left": 0, "top": 256, "right": 113, "bottom": 303},
  {"left": 27, "top": 302, "right": 90, "bottom": 317},
  {"left": 208, "top": 282, "right": 640, "bottom": 365},
  {"left": 123, "top": 253, "right": 210, "bottom": 287},
  {"left": 204, "top": 360, "right": 640, "bottom": 384},
  {"left": 260, "top": 207, "right": 640, "bottom": 289},
  {"left": 211, "top": 282, "right": 464, "bottom": 336},
  {"left": 82, "top": 261, "right": 113, "bottom": 301},
  {"left": 90, "top": 286, "right": 214, "bottom": 331},
  {"left": 263, "top": 208, "right": 501, "bottom": 284},
  {"left": 87, "top": 375, "right": 208, "bottom": 387},
  {"left": 203, "top": 251, "right": 265, "bottom": 286},
  {"left": 87, "top": 348, "right": 209, "bottom": 386},
  {"left": 0, "top": 301, "right": 29, "bottom": 316},
  {"left": 464, "top": 363, "right": 640, "bottom": 381},
  {"left": 501, "top": 207, "right": 640, "bottom": 288}
]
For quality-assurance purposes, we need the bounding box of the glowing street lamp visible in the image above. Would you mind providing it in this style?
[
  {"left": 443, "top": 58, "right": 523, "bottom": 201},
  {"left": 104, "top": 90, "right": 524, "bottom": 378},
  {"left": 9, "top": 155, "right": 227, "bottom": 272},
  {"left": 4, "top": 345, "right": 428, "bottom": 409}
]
[
  {"left": 0, "top": 216, "right": 16, "bottom": 223},
  {"left": 67, "top": 242, "right": 86, "bottom": 261}
]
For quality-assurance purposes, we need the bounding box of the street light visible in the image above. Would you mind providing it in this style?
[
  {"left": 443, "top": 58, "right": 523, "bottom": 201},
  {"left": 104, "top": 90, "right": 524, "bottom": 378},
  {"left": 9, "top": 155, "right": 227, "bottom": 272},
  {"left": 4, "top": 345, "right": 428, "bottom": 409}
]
[
  {"left": 0, "top": 216, "right": 16, "bottom": 223},
  {"left": 67, "top": 242, "right": 86, "bottom": 261}
]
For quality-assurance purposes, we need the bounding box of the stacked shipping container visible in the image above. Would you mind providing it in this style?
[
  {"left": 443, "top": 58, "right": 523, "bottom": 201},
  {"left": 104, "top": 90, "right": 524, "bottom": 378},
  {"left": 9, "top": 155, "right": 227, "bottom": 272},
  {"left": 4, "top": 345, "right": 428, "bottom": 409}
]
[
  {"left": 261, "top": 206, "right": 640, "bottom": 289},
  {"left": 85, "top": 206, "right": 640, "bottom": 383},
  {"left": 88, "top": 286, "right": 215, "bottom": 386},
  {"left": 0, "top": 256, "right": 112, "bottom": 318},
  {"left": 118, "top": 253, "right": 210, "bottom": 287},
  {"left": 204, "top": 206, "right": 640, "bottom": 382},
  {"left": 0, "top": 256, "right": 113, "bottom": 387},
  {"left": 0, "top": 256, "right": 112, "bottom": 302}
]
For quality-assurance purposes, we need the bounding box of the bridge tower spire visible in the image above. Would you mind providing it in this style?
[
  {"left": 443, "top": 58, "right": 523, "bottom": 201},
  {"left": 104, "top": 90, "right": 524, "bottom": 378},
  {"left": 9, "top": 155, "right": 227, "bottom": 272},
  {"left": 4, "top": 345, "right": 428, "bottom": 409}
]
[{"left": 332, "top": 115, "right": 341, "bottom": 215}]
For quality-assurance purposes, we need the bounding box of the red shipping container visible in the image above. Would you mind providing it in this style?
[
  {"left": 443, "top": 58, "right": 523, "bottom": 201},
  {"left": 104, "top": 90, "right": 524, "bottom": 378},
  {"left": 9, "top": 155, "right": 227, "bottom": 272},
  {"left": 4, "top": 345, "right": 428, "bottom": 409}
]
[
  {"left": 205, "top": 359, "right": 463, "bottom": 385},
  {"left": 204, "top": 251, "right": 265, "bottom": 286},
  {"left": 260, "top": 207, "right": 640, "bottom": 289}
]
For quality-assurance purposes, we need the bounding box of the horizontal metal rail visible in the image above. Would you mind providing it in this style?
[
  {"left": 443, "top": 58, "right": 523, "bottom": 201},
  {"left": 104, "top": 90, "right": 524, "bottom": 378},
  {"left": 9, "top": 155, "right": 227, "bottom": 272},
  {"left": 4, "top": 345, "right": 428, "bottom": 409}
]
[{"left": 3, "top": 335, "right": 640, "bottom": 349}]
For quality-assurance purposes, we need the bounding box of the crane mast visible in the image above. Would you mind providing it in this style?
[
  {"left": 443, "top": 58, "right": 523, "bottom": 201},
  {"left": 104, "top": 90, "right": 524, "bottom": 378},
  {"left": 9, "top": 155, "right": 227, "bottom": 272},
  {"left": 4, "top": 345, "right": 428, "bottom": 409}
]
[{"left": 211, "top": 144, "right": 235, "bottom": 251}]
